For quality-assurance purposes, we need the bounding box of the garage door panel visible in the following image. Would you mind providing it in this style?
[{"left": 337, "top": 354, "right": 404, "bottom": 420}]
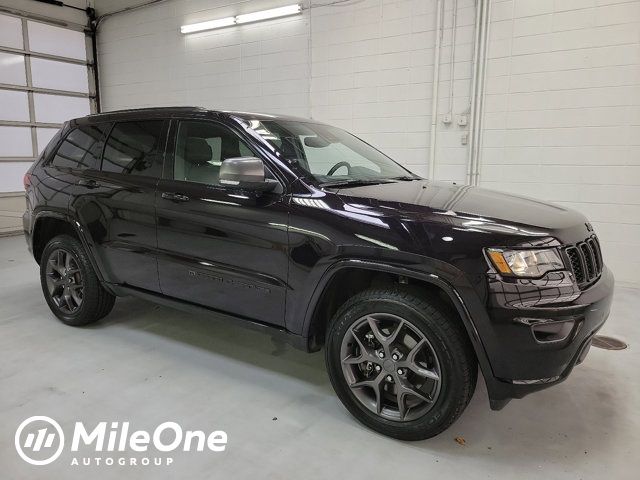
[
  {"left": 0, "top": 14, "right": 23, "bottom": 49},
  {"left": 33, "top": 93, "right": 90, "bottom": 124},
  {"left": 0, "top": 52, "right": 26, "bottom": 85},
  {"left": 0, "top": 126, "right": 32, "bottom": 157},
  {"left": 0, "top": 90, "right": 30, "bottom": 122},
  {"left": 0, "top": 161, "right": 30, "bottom": 191},
  {"left": 30, "top": 58, "right": 89, "bottom": 93},
  {"left": 27, "top": 21, "right": 86, "bottom": 61}
]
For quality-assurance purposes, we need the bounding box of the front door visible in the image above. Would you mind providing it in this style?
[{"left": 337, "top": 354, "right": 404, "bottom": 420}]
[{"left": 155, "top": 119, "right": 289, "bottom": 326}]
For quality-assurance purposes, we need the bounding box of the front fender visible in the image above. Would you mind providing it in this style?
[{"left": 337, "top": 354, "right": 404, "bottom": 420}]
[{"left": 295, "top": 256, "right": 496, "bottom": 393}]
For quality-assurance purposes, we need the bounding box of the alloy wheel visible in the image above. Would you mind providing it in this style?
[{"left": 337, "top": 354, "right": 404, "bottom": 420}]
[
  {"left": 45, "top": 248, "right": 84, "bottom": 314},
  {"left": 340, "top": 313, "right": 442, "bottom": 422}
]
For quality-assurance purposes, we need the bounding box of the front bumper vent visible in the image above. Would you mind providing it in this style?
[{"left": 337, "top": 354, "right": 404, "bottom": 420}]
[{"left": 564, "top": 235, "right": 603, "bottom": 288}]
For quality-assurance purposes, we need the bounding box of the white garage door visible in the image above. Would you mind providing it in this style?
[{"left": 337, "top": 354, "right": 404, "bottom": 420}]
[{"left": 0, "top": 12, "right": 94, "bottom": 193}]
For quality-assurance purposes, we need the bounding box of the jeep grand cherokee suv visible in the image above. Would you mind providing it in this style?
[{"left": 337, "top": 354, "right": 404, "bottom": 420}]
[{"left": 23, "top": 107, "right": 614, "bottom": 440}]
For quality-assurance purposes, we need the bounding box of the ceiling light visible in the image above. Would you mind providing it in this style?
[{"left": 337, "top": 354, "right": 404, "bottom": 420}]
[
  {"left": 180, "top": 17, "right": 236, "bottom": 34},
  {"left": 180, "top": 4, "right": 302, "bottom": 34},
  {"left": 236, "top": 4, "right": 301, "bottom": 24}
]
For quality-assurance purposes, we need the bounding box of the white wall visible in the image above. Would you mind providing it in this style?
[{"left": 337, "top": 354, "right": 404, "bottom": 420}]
[
  {"left": 481, "top": 0, "right": 640, "bottom": 285},
  {"left": 97, "top": 0, "right": 310, "bottom": 116},
  {"left": 94, "top": 0, "right": 640, "bottom": 285},
  {"left": 308, "top": 0, "right": 475, "bottom": 179}
]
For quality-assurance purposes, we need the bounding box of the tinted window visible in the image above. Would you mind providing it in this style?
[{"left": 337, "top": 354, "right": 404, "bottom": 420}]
[
  {"left": 51, "top": 124, "right": 109, "bottom": 170},
  {"left": 174, "top": 121, "right": 253, "bottom": 186},
  {"left": 102, "top": 121, "right": 164, "bottom": 177}
]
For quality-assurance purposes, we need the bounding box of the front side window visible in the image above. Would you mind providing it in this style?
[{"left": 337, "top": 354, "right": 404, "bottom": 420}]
[
  {"left": 237, "top": 118, "right": 415, "bottom": 185},
  {"left": 102, "top": 121, "right": 164, "bottom": 177},
  {"left": 51, "top": 124, "right": 109, "bottom": 170},
  {"left": 174, "top": 121, "right": 253, "bottom": 186}
]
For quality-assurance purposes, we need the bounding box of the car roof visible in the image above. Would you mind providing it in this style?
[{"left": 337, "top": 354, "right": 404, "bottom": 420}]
[{"left": 79, "top": 106, "right": 315, "bottom": 124}]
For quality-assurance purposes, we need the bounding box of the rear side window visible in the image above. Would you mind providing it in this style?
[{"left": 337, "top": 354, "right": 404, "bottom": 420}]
[
  {"left": 102, "top": 121, "right": 164, "bottom": 177},
  {"left": 51, "top": 124, "right": 109, "bottom": 170}
]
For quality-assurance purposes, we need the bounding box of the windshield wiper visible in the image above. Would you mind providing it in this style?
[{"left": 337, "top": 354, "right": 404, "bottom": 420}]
[
  {"left": 388, "top": 175, "right": 422, "bottom": 181},
  {"left": 319, "top": 179, "right": 396, "bottom": 188}
]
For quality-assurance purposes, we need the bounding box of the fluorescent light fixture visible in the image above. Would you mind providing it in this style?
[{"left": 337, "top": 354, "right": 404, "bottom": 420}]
[
  {"left": 236, "top": 4, "right": 302, "bottom": 24},
  {"left": 180, "top": 17, "right": 235, "bottom": 34},
  {"left": 180, "top": 4, "right": 301, "bottom": 34}
]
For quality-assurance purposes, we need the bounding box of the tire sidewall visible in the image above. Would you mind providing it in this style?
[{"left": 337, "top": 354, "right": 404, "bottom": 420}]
[
  {"left": 326, "top": 294, "right": 472, "bottom": 440},
  {"left": 40, "top": 236, "right": 95, "bottom": 326}
]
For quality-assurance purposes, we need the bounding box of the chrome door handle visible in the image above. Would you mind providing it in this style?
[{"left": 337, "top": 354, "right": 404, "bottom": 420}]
[
  {"left": 78, "top": 179, "right": 99, "bottom": 189},
  {"left": 161, "top": 192, "right": 190, "bottom": 202}
]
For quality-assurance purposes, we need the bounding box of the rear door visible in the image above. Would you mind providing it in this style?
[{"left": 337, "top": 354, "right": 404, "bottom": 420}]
[
  {"left": 155, "top": 119, "right": 290, "bottom": 326},
  {"left": 69, "top": 119, "right": 168, "bottom": 292}
]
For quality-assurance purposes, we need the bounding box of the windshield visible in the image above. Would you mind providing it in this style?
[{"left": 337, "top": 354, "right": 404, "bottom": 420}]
[{"left": 241, "top": 118, "right": 417, "bottom": 185}]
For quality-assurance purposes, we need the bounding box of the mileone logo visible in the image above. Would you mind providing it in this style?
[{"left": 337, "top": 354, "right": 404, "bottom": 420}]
[{"left": 15, "top": 416, "right": 227, "bottom": 467}]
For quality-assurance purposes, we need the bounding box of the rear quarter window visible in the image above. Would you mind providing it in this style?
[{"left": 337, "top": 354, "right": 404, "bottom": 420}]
[{"left": 50, "top": 124, "right": 110, "bottom": 170}]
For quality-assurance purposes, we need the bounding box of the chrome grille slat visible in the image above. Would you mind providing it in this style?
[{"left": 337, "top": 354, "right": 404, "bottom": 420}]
[{"left": 564, "top": 235, "right": 603, "bottom": 289}]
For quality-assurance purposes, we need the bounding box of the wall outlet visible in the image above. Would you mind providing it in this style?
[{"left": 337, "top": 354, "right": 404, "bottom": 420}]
[
  {"left": 457, "top": 115, "right": 468, "bottom": 126},
  {"left": 443, "top": 113, "right": 452, "bottom": 124}
]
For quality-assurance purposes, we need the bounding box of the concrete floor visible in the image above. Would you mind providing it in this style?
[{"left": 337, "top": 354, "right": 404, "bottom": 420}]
[
  {"left": 0, "top": 234, "right": 638, "bottom": 479},
  {"left": 0, "top": 194, "right": 25, "bottom": 236}
]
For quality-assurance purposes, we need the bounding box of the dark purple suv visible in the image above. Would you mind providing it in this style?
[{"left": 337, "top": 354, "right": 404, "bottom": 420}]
[{"left": 23, "top": 107, "right": 614, "bottom": 440}]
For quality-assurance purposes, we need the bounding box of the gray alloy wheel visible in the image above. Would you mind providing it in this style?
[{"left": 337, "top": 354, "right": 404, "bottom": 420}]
[
  {"left": 340, "top": 313, "right": 442, "bottom": 422},
  {"left": 40, "top": 234, "right": 115, "bottom": 326},
  {"left": 326, "top": 287, "right": 477, "bottom": 440},
  {"left": 45, "top": 248, "right": 84, "bottom": 314}
]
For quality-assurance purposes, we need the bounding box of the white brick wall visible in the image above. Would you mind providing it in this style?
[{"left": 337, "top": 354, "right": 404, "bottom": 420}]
[
  {"left": 309, "top": 0, "right": 475, "bottom": 180},
  {"left": 481, "top": 0, "right": 640, "bottom": 285},
  {"left": 95, "top": 0, "right": 640, "bottom": 285},
  {"left": 97, "top": 0, "right": 311, "bottom": 116}
]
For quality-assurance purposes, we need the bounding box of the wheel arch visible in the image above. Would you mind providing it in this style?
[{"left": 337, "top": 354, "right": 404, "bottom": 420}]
[
  {"left": 31, "top": 211, "right": 109, "bottom": 287},
  {"left": 32, "top": 212, "right": 79, "bottom": 264},
  {"left": 302, "top": 260, "right": 494, "bottom": 383}
]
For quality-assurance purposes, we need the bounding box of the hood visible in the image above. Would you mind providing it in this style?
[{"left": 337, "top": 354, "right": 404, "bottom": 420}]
[{"left": 333, "top": 180, "right": 591, "bottom": 244}]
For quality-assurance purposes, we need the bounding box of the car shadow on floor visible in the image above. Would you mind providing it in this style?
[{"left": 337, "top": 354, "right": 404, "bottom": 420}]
[{"left": 91, "top": 296, "right": 330, "bottom": 389}]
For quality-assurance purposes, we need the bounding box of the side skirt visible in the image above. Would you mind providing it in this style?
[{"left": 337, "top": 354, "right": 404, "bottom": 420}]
[{"left": 106, "top": 283, "right": 310, "bottom": 352}]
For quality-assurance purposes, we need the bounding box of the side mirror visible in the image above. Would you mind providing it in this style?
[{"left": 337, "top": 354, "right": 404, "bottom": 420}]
[{"left": 219, "top": 157, "right": 277, "bottom": 192}]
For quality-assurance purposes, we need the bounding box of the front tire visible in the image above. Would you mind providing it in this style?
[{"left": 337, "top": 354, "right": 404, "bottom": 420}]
[
  {"left": 40, "top": 235, "right": 115, "bottom": 326},
  {"left": 325, "top": 287, "right": 477, "bottom": 440}
]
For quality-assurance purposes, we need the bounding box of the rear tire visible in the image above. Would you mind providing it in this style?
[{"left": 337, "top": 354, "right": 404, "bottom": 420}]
[
  {"left": 40, "top": 234, "right": 115, "bottom": 326},
  {"left": 325, "top": 287, "right": 477, "bottom": 440}
]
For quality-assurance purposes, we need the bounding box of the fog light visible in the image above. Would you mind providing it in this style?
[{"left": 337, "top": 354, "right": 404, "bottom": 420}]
[
  {"left": 516, "top": 317, "right": 576, "bottom": 343},
  {"left": 532, "top": 320, "right": 575, "bottom": 343}
]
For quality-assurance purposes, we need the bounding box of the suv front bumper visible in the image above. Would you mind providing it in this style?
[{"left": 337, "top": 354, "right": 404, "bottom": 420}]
[{"left": 479, "top": 266, "right": 614, "bottom": 409}]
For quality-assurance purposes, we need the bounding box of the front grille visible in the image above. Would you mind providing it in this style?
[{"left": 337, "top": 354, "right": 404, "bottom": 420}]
[{"left": 564, "top": 236, "right": 603, "bottom": 288}]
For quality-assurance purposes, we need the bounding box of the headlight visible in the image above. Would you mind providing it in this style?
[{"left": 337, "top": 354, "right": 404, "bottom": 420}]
[{"left": 486, "top": 248, "right": 564, "bottom": 278}]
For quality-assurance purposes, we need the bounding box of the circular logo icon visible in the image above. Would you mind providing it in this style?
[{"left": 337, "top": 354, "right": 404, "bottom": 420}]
[{"left": 15, "top": 416, "right": 65, "bottom": 466}]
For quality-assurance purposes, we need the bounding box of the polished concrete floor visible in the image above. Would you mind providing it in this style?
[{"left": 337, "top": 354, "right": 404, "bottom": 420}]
[{"left": 0, "top": 234, "right": 638, "bottom": 479}]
